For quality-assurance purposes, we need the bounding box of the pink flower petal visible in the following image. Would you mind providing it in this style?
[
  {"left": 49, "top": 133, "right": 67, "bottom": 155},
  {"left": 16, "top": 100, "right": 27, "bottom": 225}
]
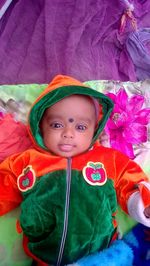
[
  {"left": 119, "top": 140, "right": 135, "bottom": 159},
  {"left": 106, "top": 93, "right": 117, "bottom": 103},
  {"left": 112, "top": 105, "right": 122, "bottom": 114},
  {"left": 115, "top": 112, "right": 129, "bottom": 127},
  {"left": 127, "top": 95, "right": 145, "bottom": 114},
  {"left": 110, "top": 132, "right": 135, "bottom": 158},
  {"left": 134, "top": 109, "right": 150, "bottom": 125},
  {"left": 105, "top": 119, "right": 118, "bottom": 130},
  {"left": 116, "top": 89, "right": 128, "bottom": 110},
  {"left": 106, "top": 112, "right": 129, "bottom": 129},
  {"left": 123, "top": 124, "right": 147, "bottom": 144}
]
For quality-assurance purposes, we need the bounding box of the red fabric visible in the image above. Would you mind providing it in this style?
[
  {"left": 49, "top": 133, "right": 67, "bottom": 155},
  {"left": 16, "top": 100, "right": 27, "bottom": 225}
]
[
  {"left": 0, "top": 114, "right": 32, "bottom": 163},
  {"left": 139, "top": 183, "right": 150, "bottom": 207},
  {"left": 23, "top": 235, "right": 48, "bottom": 266}
]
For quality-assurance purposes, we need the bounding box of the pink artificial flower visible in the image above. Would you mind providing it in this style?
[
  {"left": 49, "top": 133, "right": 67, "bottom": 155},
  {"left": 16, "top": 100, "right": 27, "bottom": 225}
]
[{"left": 105, "top": 88, "right": 150, "bottom": 159}]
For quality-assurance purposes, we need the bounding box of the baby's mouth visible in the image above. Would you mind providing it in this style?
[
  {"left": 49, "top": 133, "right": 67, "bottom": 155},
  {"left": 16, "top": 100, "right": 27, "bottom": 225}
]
[{"left": 59, "top": 144, "right": 75, "bottom": 152}]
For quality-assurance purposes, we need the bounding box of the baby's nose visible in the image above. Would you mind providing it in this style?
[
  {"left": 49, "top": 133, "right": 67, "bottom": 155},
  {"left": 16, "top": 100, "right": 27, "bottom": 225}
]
[{"left": 62, "top": 127, "right": 74, "bottom": 138}]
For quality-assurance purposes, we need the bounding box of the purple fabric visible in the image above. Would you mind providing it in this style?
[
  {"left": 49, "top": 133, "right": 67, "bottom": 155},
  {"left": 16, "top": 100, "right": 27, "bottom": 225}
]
[
  {"left": 126, "top": 29, "right": 150, "bottom": 80},
  {"left": 0, "top": 0, "right": 150, "bottom": 84},
  {"left": 0, "top": 0, "right": 10, "bottom": 9}
]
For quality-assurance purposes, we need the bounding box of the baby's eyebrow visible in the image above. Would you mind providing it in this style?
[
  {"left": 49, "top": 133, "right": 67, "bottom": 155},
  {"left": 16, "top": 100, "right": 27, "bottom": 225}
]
[
  {"left": 46, "top": 114, "right": 63, "bottom": 120},
  {"left": 76, "top": 117, "right": 93, "bottom": 124},
  {"left": 46, "top": 114, "right": 93, "bottom": 124}
]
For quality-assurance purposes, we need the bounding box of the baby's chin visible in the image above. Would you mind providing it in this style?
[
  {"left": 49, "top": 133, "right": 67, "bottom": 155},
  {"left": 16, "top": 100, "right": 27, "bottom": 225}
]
[
  {"left": 53, "top": 147, "right": 89, "bottom": 158},
  {"left": 55, "top": 150, "right": 79, "bottom": 158},
  {"left": 48, "top": 149, "right": 77, "bottom": 158}
]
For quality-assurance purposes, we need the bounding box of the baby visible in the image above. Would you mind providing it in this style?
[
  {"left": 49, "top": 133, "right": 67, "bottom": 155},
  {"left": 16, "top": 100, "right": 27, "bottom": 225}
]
[{"left": 0, "top": 75, "right": 149, "bottom": 266}]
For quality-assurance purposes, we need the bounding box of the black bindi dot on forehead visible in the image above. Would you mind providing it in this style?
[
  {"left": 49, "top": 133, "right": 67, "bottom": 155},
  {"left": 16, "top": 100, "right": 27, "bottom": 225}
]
[{"left": 68, "top": 118, "right": 74, "bottom": 123}]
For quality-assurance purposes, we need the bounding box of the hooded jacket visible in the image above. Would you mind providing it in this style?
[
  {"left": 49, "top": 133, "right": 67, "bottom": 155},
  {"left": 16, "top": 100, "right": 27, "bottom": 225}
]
[{"left": 0, "top": 75, "right": 149, "bottom": 266}]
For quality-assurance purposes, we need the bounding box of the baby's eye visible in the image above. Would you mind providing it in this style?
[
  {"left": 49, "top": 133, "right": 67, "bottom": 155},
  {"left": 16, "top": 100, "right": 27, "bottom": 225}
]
[
  {"left": 76, "top": 124, "right": 87, "bottom": 131},
  {"left": 50, "top": 122, "right": 63, "bottom": 129}
]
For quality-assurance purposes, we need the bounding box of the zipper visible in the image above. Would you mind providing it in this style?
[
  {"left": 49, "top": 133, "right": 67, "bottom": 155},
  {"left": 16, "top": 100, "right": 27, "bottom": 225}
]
[{"left": 56, "top": 158, "right": 72, "bottom": 266}]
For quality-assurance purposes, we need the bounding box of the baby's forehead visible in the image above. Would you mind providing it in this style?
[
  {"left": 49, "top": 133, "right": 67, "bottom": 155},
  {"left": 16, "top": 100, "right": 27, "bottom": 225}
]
[
  {"left": 42, "top": 94, "right": 99, "bottom": 124},
  {"left": 59, "top": 94, "right": 99, "bottom": 117}
]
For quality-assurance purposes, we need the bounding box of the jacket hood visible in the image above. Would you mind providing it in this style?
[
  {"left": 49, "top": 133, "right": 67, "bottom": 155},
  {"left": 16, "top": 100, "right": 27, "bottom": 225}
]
[{"left": 28, "top": 75, "right": 114, "bottom": 151}]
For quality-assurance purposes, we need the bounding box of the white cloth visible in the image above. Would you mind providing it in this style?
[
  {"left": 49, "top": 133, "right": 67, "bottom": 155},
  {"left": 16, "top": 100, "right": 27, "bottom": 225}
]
[{"left": 128, "top": 181, "right": 150, "bottom": 227}]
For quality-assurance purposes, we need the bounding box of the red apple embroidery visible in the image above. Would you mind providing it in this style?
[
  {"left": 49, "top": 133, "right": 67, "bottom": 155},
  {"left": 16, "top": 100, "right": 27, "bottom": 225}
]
[
  {"left": 83, "top": 162, "right": 107, "bottom": 186},
  {"left": 17, "top": 165, "right": 36, "bottom": 192}
]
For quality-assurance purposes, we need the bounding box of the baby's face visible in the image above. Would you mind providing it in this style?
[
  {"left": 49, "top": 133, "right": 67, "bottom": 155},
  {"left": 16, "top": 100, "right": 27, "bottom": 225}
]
[{"left": 40, "top": 95, "right": 96, "bottom": 157}]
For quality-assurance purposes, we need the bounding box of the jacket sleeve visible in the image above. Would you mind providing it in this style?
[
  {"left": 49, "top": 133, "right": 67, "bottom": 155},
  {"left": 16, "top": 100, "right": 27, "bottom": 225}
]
[
  {"left": 0, "top": 153, "right": 23, "bottom": 216},
  {"left": 112, "top": 151, "right": 150, "bottom": 226}
]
